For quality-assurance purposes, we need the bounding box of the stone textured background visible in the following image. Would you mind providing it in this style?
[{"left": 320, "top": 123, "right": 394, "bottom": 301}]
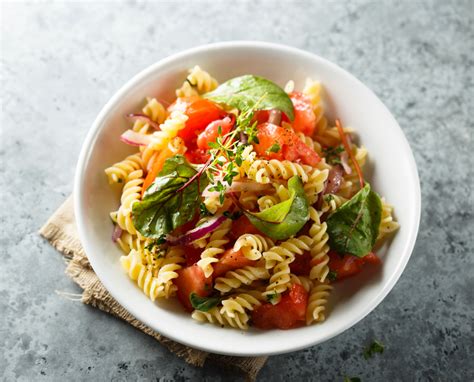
[{"left": 1, "top": 1, "right": 472, "bottom": 381}]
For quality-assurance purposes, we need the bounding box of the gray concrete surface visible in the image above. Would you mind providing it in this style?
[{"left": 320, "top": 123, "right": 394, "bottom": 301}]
[{"left": 1, "top": 1, "right": 473, "bottom": 381}]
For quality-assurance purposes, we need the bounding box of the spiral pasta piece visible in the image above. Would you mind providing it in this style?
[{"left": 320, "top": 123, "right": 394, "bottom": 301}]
[
  {"left": 120, "top": 249, "right": 162, "bottom": 301},
  {"left": 308, "top": 207, "right": 330, "bottom": 282},
  {"left": 302, "top": 78, "right": 324, "bottom": 124},
  {"left": 257, "top": 194, "right": 279, "bottom": 211},
  {"left": 263, "top": 236, "right": 312, "bottom": 270},
  {"left": 220, "top": 293, "right": 262, "bottom": 318},
  {"left": 214, "top": 266, "right": 270, "bottom": 293},
  {"left": 148, "top": 111, "right": 188, "bottom": 152},
  {"left": 114, "top": 170, "right": 144, "bottom": 235},
  {"left": 378, "top": 198, "right": 399, "bottom": 241},
  {"left": 186, "top": 65, "right": 218, "bottom": 93},
  {"left": 306, "top": 282, "right": 332, "bottom": 324},
  {"left": 321, "top": 194, "right": 348, "bottom": 215},
  {"left": 104, "top": 153, "right": 143, "bottom": 184},
  {"left": 192, "top": 307, "right": 249, "bottom": 330},
  {"left": 262, "top": 258, "right": 293, "bottom": 302},
  {"left": 233, "top": 234, "right": 274, "bottom": 261},
  {"left": 197, "top": 219, "right": 232, "bottom": 277},
  {"left": 304, "top": 168, "right": 329, "bottom": 205},
  {"left": 246, "top": 159, "right": 312, "bottom": 184},
  {"left": 155, "top": 246, "right": 186, "bottom": 298}
]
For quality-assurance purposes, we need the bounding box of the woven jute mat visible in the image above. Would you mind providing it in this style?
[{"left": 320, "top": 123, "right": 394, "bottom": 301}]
[{"left": 39, "top": 196, "right": 267, "bottom": 381}]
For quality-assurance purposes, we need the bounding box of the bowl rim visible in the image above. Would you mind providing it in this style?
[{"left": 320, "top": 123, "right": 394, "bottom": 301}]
[{"left": 74, "top": 41, "right": 421, "bottom": 356}]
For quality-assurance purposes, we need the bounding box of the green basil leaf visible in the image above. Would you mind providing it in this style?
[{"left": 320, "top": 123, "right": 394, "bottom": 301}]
[
  {"left": 204, "top": 75, "right": 295, "bottom": 121},
  {"left": 326, "top": 183, "right": 382, "bottom": 257},
  {"left": 248, "top": 186, "right": 296, "bottom": 223},
  {"left": 132, "top": 155, "right": 208, "bottom": 238},
  {"left": 245, "top": 176, "right": 309, "bottom": 240},
  {"left": 190, "top": 293, "right": 221, "bottom": 312}
]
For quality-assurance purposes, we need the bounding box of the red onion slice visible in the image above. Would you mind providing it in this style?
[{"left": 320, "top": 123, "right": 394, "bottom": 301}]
[
  {"left": 340, "top": 151, "right": 352, "bottom": 174},
  {"left": 324, "top": 165, "right": 344, "bottom": 195},
  {"left": 120, "top": 130, "right": 152, "bottom": 147},
  {"left": 166, "top": 215, "right": 227, "bottom": 246},
  {"left": 112, "top": 225, "right": 123, "bottom": 243},
  {"left": 127, "top": 113, "right": 161, "bottom": 130}
]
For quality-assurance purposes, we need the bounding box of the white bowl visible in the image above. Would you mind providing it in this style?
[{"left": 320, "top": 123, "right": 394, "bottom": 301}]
[{"left": 74, "top": 41, "right": 421, "bottom": 356}]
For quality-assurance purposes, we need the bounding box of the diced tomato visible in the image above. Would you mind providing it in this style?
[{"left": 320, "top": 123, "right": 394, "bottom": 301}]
[
  {"left": 213, "top": 248, "right": 256, "bottom": 277},
  {"left": 183, "top": 246, "right": 203, "bottom": 266},
  {"left": 197, "top": 116, "right": 234, "bottom": 150},
  {"left": 254, "top": 123, "right": 320, "bottom": 166},
  {"left": 185, "top": 148, "right": 210, "bottom": 164},
  {"left": 288, "top": 92, "right": 316, "bottom": 136},
  {"left": 290, "top": 251, "right": 312, "bottom": 276},
  {"left": 327, "top": 251, "right": 381, "bottom": 281},
  {"left": 168, "top": 97, "right": 224, "bottom": 144},
  {"left": 252, "top": 110, "right": 270, "bottom": 124},
  {"left": 252, "top": 284, "right": 308, "bottom": 330},
  {"left": 229, "top": 215, "right": 262, "bottom": 240},
  {"left": 174, "top": 264, "right": 212, "bottom": 312}
]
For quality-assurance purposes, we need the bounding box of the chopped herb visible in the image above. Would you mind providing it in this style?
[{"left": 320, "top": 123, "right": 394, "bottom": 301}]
[
  {"left": 200, "top": 202, "right": 212, "bottom": 217},
  {"left": 323, "top": 145, "right": 344, "bottom": 165},
  {"left": 323, "top": 194, "right": 335, "bottom": 203},
  {"left": 363, "top": 340, "right": 384, "bottom": 359},
  {"left": 189, "top": 293, "right": 221, "bottom": 312},
  {"left": 328, "top": 270, "right": 338, "bottom": 281},
  {"left": 209, "top": 181, "right": 226, "bottom": 204},
  {"left": 266, "top": 292, "right": 279, "bottom": 304},
  {"left": 217, "top": 124, "right": 222, "bottom": 136},
  {"left": 267, "top": 143, "right": 281, "bottom": 153}
]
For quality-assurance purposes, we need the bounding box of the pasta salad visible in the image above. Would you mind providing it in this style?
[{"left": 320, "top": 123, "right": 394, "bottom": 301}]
[{"left": 105, "top": 66, "right": 399, "bottom": 330}]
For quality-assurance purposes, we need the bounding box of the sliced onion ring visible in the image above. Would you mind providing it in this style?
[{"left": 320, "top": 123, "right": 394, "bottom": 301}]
[
  {"left": 127, "top": 113, "right": 161, "bottom": 130},
  {"left": 112, "top": 225, "right": 123, "bottom": 243},
  {"left": 120, "top": 129, "right": 152, "bottom": 147},
  {"left": 166, "top": 215, "right": 227, "bottom": 246}
]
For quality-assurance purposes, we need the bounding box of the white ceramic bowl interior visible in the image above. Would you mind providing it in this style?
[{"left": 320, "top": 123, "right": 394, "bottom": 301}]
[{"left": 74, "top": 42, "right": 420, "bottom": 356}]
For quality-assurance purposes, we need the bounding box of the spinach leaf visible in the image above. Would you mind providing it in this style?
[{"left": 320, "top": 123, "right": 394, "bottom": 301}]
[
  {"left": 245, "top": 176, "right": 309, "bottom": 240},
  {"left": 326, "top": 183, "right": 382, "bottom": 257},
  {"left": 204, "top": 75, "right": 295, "bottom": 121},
  {"left": 132, "top": 155, "right": 207, "bottom": 238},
  {"left": 190, "top": 293, "right": 221, "bottom": 312}
]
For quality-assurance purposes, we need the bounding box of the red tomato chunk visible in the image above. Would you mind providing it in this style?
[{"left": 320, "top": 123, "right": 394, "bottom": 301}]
[
  {"left": 174, "top": 265, "right": 212, "bottom": 312},
  {"left": 252, "top": 284, "right": 308, "bottom": 329}
]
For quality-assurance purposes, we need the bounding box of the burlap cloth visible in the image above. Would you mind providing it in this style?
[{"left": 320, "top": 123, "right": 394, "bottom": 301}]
[{"left": 39, "top": 196, "right": 267, "bottom": 380}]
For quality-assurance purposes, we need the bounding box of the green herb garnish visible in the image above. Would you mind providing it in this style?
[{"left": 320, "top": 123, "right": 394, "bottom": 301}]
[
  {"left": 190, "top": 293, "right": 221, "bottom": 312},
  {"left": 328, "top": 270, "right": 338, "bottom": 281},
  {"left": 363, "top": 340, "right": 384, "bottom": 359},
  {"left": 267, "top": 143, "right": 281, "bottom": 153},
  {"left": 323, "top": 145, "right": 344, "bottom": 165}
]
